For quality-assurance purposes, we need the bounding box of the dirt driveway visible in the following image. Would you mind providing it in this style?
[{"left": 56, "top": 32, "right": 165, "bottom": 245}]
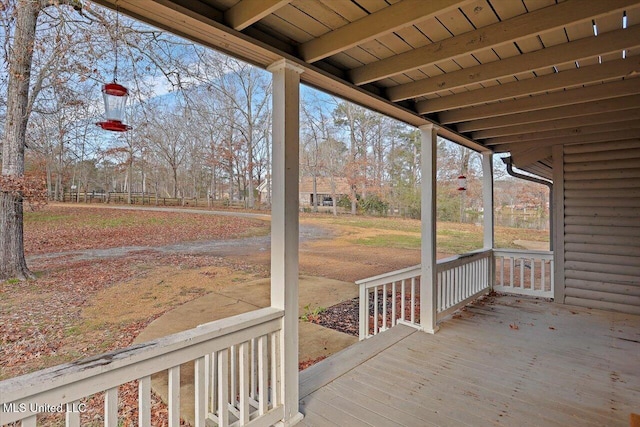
[{"left": 4, "top": 205, "right": 424, "bottom": 380}]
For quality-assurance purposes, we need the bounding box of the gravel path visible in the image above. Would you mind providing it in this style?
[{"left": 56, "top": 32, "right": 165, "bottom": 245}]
[{"left": 28, "top": 206, "right": 334, "bottom": 263}]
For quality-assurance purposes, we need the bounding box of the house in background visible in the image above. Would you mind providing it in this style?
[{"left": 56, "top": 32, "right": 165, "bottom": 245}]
[
  {"left": 258, "top": 176, "right": 350, "bottom": 208},
  {"left": 2, "top": 1, "right": 639, "bottom": 426},
  {"left": 299, "top": 176, "right": 349, "bottom": 207}
]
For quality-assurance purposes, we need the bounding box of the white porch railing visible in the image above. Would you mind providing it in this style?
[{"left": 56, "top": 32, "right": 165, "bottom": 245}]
[
  {"left": 0, "top": 307, "right": 285, "bottom": 427},
  {"left": 436, "top": 249, "right": 492, "bottom": 321},
  {"left": 493, "top": 249, "right": 554, "bottom": 298},
  {"left": 357, "top": 249, "right": 492, "bottom": 340},
  {"left": 356, "top": 264, "right": 422, "bottom": 340}
]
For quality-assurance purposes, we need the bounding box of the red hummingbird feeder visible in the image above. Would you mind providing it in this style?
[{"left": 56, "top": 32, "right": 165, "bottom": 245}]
[{"left": 97, "top": 82, "right": 131, "bottom": 132}]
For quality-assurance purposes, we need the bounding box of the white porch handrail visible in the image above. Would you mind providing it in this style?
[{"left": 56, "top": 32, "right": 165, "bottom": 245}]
[
  {"left": 436, "top": 249, "right": 492, "bottom": 321},
  {"left": 493, "top": 249, "right": 554, "bottom": 298},
  {"left": 0, "top": 307, "right": 285, "bottom": 427},
  {"left": 356, "top": 265, "right": 422, "bottom": 340},
  {"left": 357, "top": 249, "right": 492, "bottom": 340}
]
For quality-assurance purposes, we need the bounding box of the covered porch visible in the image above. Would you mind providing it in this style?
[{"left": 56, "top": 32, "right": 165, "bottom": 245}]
[
  {"left": 2, "top": 0, "right": 640, "bottom": 426},
  {"left": 300, "top": 294, "right": 640, "bottom": 427}
]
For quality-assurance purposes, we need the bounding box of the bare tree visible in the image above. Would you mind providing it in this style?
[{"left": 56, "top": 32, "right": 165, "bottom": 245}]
[{"left": 1, "top": 0, "right": 82, "bottom": 280}]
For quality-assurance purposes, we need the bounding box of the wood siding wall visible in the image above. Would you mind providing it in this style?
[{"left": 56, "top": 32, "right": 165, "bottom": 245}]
[{"left": 562, "top": 140, "right": 640, "bottom": 314}]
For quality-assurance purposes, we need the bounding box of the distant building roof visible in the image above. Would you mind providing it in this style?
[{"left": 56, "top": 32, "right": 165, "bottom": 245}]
[{"left": 299, "top": 176, "right": 350, "bottom": 195}]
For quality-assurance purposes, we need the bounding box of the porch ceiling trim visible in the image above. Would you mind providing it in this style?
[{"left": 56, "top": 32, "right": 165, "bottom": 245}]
[{"left": 94, "top": 0, "right": 640, "bottom": 169}]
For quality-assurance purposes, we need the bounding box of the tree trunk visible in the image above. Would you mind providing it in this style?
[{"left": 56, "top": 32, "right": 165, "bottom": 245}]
[
  {"left": 330, "top": 177, "right": 337, "bottom": 216},
  {"left": 350, "top": 185, "right": 357, "bottom": 215},
  {"left": 0, "top": 1, "right": 39, "bottom": 280},
  {"left": 312, "top": 174, "right": 318, "bottom": 213}
]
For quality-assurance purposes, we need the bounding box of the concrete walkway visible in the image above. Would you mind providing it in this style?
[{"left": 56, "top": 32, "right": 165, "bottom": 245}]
[{"left": 134, "top": 275, "right": 359, "bottom": 425}]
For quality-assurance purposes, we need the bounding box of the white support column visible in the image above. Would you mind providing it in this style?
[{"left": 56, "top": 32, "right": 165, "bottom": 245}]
[
  {"left": 419, "top": 124, "right": 439, "bottom": 334},
  {"left": 482, "top": 152, "right": 495, "bottom": 288},
  {"left": 552, "top": 144, "right": 565, "bottom": 304},
  {"left": 267, "top": 58, "right": 304, "bottom": 427},
  {"left": 482, "top": 152, "right": 494, "bottom": 250}
]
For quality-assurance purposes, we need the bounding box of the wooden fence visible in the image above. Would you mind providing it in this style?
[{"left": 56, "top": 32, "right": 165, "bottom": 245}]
[{"left": 62, "top": 192, "right": 246, "bottom": 209}]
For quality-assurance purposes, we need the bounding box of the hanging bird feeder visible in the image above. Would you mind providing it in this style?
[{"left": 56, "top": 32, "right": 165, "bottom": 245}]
[
  {"left": 457, "top": 175, "right": 467, "bottom": 191},
  {"left": 97, "top": 82, "right": 131, "bottom": 132},
  {"left": 97, "top": 5, "right": 131, "bottom": 132}
]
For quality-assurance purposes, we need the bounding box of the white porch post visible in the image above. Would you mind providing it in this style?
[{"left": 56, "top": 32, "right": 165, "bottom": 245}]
[
  {"left": 482, "top": 152, "right": 494, "bottom": 288},
  {"left": 482, "top": 152, "right": 494, "bottom": 250},
  {"left": 268, "top": 58, "right": 304, "bottom": 426},
  {"left": 419, "top": 124, "right": 439, "bottom": 334}
]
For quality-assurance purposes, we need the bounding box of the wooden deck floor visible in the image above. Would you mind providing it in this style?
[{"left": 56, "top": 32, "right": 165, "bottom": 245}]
[{"left": 299, "top": 295, "right": 640, "bottom": 426}]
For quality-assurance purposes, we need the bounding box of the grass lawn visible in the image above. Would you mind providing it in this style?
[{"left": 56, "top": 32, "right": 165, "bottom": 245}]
[
  {"left": 3, "top": 205, "right": 548, "bottom": 380},
  {"left": 302, "top": 214, "right": 549, "bottom": 254}
]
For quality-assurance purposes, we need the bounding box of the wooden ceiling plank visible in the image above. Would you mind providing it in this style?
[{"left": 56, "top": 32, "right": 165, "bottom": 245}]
[
  {"left": 455, "top": 92, "right": 640, "bottom": 131},
  {"left": 491, "top": 43, "right": 521, "bottom": 60},
  {"left": 539, "top": 27, "right": 568, "bottom": 48},
  {"left": 317, "top": 0, "right": 366, "bottom": 21},
  {"left": 596, "top": 10, "right": 624, "bottom": 33},
  {"left": 441, "top": 78, "right": 640, "bottom": 124},
  {"left": 459, "top": 0, "right": 499, "bottom": 28},
  {"left": 436, "top": 7, "right": 476, "bottom": 35},
  {"left": 259, "top": 14, "right": 314, "bottom": 42},
  {"left": 523, "top": 0, "right": 558, "bottom": 11},
  {"left": 343, "top": 45, "right": 380, "bottom": 64},
  {"left": 272, "top": 3, "right": 330, "bottom": 37},
  {"left": 388, "top": 25, "right": 640, "bottom": 101},
  {"left": 416, "top": 57, "right": 640, "bottom": 114},
  {"left": 488, "top": 0, "right": 527, "bottom": 20},
  {"left": 510, "top": 146, "right": 553, "bottom": 167},
  {"left": 472, "top": 48, "right": 500, "bottom": 63},
  {"left": 331, "top": 51, "right": 364, "bottom": 68},
  {"left": 349, "top": 0, "right": 636, "bottom": 85},
  {"left": 356, "top": 40, "right": 396, "bottom": 62},
  {"left": 564, "top": 19, "right": 594, "bottom": 42},
  {"left": 413, "top": 17, "right": 454, "bottom": 42},
  {"left": 486, "top": 120, "right": 640, "bottom": 146},
  {"left": 353, "top": 0, "right": 389, "bottom": 13},
  {"left": 225, "top": 0, "right": 292, "bottom": 31},
  {"left": 299, "top": 0, "right": 468, "bottom": 63},
  {"left": 393, "top": 25, "right": 432, "bottom": 49},
  {"left": 472, "top": 108, "right": 640, "bottom": 139},
  {"left": 374, "top": 32, "right": 414, "bottom": 55},
  {"left": 514, "top": 34, "right": 544, "bottom": 54},
  {"left": 491, "top": 129, "right": 640, "bottom": 152}
]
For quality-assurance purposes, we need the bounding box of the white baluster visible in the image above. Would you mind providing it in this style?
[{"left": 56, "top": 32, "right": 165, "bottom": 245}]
[
  {"left": 391, "top": 281, "right": 397, "bottom": 327},
  {"left": 218, "top": 350, "right": 230, "bottom": 427},
  {"left": 104, "top": 387, "right": 118, "bottom": 427},
  {"left": 382, "top": 283, "right": 387, "bottom": 331},
  {"left": 258, "top": 335, "right": 269, "bottom": 415},
  {"left": 168, "top": 366, "right": 180, "bottom": 427},
  {"left": 239, "top": 342, "right": 250, "bottom": 424},
  {"left": 139, "top": 376, "right": 151, "bottom": 427},
  {"left": 65, "top": 401, "right": 80, "bottom": 427}
]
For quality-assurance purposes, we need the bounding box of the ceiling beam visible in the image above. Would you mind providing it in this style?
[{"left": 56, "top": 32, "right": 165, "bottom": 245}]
[
  {"left": 416, "top": 57, "right": 640, "bottom": 114},
  {"left": 472, "top": 108, "right": 640, "bottom": 139},
  {"left": 388, "top": 25, "right": 640, "bottom": 102},
  {"left": 510, "top": 147, "right": 553, "bottom": 167},
  {"left": 485, "top": 120, "right": 640, "bottom": 146},
  {"left": 439, "top": 78, "right": 640, "bottom": 124},
  {"left": 225, "top": 0, "right": 291, "bottom": 31},
  {"left": 349, "top": 0, "right": 635, "bottom": 86},
  {"left": 458, "top": 94, "right": 640, "bottom": 133},
  {"left": 491, "top": 129, "right": 640, "bottom": 153},
  {"left": 298, "top": 0, "right": 467, "bottom": 63}
]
